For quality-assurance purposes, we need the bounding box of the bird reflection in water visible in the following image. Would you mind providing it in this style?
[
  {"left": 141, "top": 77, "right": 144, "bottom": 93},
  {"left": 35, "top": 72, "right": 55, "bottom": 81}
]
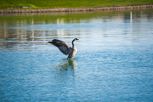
[{"left": 58, "top": 59, "right": 77, "bottom": 71}]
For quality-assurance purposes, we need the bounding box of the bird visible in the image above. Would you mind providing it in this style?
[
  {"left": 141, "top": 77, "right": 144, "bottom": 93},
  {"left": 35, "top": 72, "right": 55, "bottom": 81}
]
[{"left": 48, "top": 38, "right": 79, "bottom": 59}]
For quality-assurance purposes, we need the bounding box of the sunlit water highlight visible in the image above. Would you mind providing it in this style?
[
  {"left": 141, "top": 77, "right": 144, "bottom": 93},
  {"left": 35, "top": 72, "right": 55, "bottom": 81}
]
[{"left": 0, "top": 10, "right": 153, "bottom": 102}]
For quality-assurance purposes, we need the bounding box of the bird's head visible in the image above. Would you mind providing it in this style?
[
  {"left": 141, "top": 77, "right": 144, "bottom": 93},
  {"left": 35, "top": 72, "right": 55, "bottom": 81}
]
[{"left": 74, "top": 38, "right": 79, "bottom": 41}]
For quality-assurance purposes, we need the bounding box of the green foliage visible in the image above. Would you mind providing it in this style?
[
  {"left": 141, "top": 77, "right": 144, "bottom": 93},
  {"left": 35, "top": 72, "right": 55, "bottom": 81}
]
[{"left": 0, "top": 0, "right": 153, "bottom": 9}]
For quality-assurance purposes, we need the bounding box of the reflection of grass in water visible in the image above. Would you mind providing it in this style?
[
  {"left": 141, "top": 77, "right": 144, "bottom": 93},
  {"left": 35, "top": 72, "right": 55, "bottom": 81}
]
[
  {"left": 0, "top": 9, "right": 153, "bottom": 23},
  {"left": 0, "top": 11, "right": 128, "bottom": 23},
  {"left": 58, "top": 59, "right": 77, "bottom": 71},
  {"left": 0, "top": 12, "right": 113, "bottom": 19}
]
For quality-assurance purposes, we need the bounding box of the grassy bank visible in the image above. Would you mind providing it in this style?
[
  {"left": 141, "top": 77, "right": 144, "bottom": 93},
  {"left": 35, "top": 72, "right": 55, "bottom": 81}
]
[{"left": 0, "top": 0, "right": 153, "bottom": 9}]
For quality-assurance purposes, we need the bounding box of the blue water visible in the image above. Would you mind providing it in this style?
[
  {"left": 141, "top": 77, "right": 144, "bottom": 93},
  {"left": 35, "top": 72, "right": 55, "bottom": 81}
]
[{"left": 0, "top": 11, "right": 153, "bottom": 102}]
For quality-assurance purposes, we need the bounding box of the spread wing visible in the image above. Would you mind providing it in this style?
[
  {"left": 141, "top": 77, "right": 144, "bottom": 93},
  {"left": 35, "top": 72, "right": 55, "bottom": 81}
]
[{"left": 49, "top": 39, "right": 70, "bottom": 55}]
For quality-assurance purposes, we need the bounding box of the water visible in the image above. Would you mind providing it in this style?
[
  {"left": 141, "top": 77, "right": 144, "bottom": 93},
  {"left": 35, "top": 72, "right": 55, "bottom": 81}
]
[{"left": 0, "top": 10, "right": 153, "bottom": 102}]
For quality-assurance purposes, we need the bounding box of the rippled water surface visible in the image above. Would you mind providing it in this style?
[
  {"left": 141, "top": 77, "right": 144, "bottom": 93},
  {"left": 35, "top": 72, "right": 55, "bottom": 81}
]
[{"left": 0, "top": 10, "right": 153, "bottom": 102}]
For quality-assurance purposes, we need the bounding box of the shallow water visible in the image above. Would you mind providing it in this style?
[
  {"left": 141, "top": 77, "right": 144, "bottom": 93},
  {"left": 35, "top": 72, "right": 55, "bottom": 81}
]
[{"left": 0, "top": 10, "right": 153, "bottom": 102}]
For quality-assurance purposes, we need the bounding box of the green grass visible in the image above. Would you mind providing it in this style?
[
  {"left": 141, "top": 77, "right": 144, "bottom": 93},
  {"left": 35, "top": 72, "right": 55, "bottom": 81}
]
[{"left": 0, "top": 0, "right": 153, "bottom": 9}]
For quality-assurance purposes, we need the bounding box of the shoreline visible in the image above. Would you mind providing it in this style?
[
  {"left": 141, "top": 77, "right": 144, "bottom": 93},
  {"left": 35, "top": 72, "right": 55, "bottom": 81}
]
[{"left": 0, "top": 5, "right": 153, "bottom": 15}]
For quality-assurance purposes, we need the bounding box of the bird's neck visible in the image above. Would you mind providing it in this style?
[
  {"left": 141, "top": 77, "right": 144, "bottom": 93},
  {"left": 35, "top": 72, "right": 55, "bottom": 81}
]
[{"left": 72, "top": 39, "right": 75, "bottom": 48}]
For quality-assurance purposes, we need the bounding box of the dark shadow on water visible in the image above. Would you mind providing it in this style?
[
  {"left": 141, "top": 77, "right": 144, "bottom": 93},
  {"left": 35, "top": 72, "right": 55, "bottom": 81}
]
[{"left": 57, "top": 58, "right": 77, "bottom": 71}]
